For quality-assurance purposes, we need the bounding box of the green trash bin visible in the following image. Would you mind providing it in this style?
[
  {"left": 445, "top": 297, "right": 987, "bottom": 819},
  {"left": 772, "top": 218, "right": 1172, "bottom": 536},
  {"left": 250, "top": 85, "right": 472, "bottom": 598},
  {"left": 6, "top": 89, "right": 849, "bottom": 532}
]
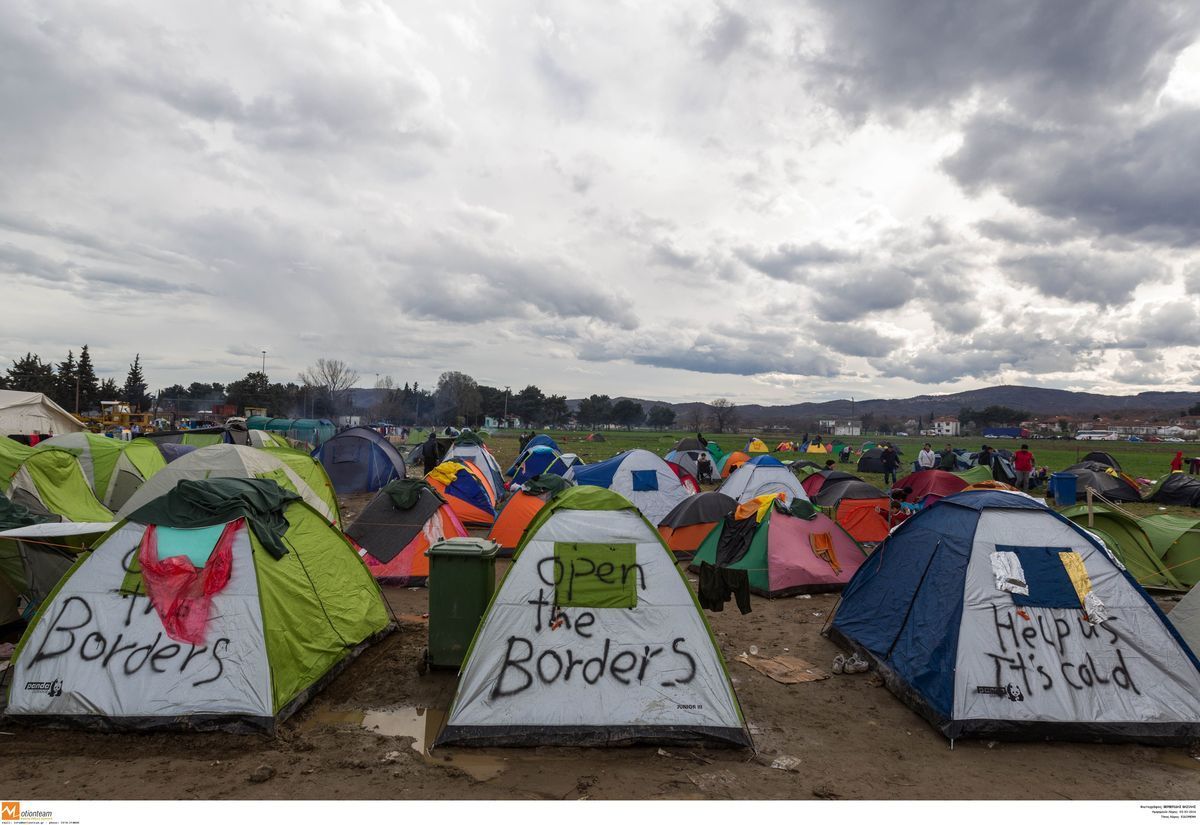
[{"left": 424, "top": 537, "right": 500, "bottom": 670}]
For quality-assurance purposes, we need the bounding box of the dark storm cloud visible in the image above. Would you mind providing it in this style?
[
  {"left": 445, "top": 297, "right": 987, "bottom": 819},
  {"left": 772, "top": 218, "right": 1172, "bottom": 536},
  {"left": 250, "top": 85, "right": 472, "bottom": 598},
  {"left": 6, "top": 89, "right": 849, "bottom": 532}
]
[
  {"left": 811, "top": 270, "right": 916, "bottom": 321},
  {"left": 975, "top": 217, "right": 1083, "bottom": 246},
  {"left": 1001, "top": 251, "right": 1166, "bottom": 307},
  {"left": 0, "top": 243, "right": 75, "bottom": 283},
  {"left": 736, "top": 242, "right": 856, "bottom": 281},
  {"left": 805, "top": 0, "right": 1198, "bottom": 118},
  {"left": 809, "top": 322, "right": 899, "bottom": 359},
  {"left": 949, "top": 111, "right": 1200, "bottom": 245},
  {"left": 1117, "top": 301, "right": 1200, "bottom": 349}
]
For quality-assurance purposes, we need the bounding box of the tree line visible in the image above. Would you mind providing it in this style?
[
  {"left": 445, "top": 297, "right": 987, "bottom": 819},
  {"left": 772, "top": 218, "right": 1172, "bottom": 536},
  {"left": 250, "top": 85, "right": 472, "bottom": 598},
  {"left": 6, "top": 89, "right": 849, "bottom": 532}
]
[{"left": 1, "top": 347, "right": 146, "bottom": 414}]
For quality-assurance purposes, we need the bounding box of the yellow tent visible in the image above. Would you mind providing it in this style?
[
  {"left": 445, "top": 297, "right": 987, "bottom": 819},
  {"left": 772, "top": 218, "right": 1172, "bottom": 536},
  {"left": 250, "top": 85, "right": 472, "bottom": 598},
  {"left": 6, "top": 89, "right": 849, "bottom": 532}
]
[
  {"left": 805, "top": 442, "right": 830, "bottom": 454},
  {"left": 746, "top": 438, "right": 769, "bottom": 454}
]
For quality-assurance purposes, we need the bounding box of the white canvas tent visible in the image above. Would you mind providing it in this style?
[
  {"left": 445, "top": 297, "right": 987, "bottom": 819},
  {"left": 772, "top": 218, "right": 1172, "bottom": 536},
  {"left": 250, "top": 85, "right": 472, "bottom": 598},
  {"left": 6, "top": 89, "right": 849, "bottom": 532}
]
[
  {"left": 436, "top": 486, "right": 750, "bottom": 748},
  {"left": 0, "top": 390, "right": 85, "bottom": 436}
]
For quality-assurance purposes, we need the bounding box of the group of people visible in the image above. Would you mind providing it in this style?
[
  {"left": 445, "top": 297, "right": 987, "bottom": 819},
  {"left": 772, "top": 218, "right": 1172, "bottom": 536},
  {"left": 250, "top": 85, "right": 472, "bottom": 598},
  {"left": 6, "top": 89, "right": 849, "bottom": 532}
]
[{"left": 912, "top": 441, "right": 1040, "bottom": 491}]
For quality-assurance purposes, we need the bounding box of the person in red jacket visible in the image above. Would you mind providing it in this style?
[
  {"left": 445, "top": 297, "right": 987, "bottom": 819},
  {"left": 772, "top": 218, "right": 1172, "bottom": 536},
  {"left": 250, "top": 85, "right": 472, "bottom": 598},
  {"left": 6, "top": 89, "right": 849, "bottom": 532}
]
[
  {"left": 1171, "top": 451, "right": 1184, "bottom": 472},
  {"left": 1013, "top": 443, "right": 1035, "bottom": 491}
]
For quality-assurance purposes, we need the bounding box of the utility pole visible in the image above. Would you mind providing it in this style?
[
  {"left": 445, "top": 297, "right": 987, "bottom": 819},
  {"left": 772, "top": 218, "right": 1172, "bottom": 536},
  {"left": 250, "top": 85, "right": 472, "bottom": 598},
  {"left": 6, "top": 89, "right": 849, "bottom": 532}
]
[
  {"left": 503, "top": 386, "right": 510, "bottom": 427},
  {"left": 261, "top": 350, "right": 267, "bottom": 375},
  {"left": 75, "top": 374, "right": 80, "bottom": 415}
]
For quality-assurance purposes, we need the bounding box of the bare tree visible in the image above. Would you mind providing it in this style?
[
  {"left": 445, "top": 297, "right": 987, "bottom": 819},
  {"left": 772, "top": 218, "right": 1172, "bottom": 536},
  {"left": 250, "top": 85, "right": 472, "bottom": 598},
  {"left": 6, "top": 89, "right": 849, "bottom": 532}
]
[
  {"left": 299, "top": 358, "right": 360, "bottom": 416},
  {"left": 684, "top": 404, "right": 708, "bottom": 431},
  {"left": 710, "top": 398, "right": 738, "bottom": 433},
  {"left": 434, "top": 371, "right": 482, "bottom": 426}
]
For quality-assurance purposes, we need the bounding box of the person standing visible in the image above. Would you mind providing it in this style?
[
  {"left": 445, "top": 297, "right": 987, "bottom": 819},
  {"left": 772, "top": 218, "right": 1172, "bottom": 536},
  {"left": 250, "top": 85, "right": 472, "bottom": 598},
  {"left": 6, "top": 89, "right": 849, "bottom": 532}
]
[
  {"left": 1013, "top": 443, "right": 1035, "bottom": 491},
  {"left": 881, "top": 443, "right": 901, "bottom": 487},
  {"left": 917, "top": 443, "right": 937, "bottom": 471},
  {"left": 421, "top": 431, "right": 440, "bottom": 475},
  {"left": 696, "top": 451, "right": 713, "bottom": 484},
  {"left": 1171, "top": 451, "right": 1184, "bottom": 473},
  {"left": 938, "top": 444, "right": 956, "bottom": 470}
]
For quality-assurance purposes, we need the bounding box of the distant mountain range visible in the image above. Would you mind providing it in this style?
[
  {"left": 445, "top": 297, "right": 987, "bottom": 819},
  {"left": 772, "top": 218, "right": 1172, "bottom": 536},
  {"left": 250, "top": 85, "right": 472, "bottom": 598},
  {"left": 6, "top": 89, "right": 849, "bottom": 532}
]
[{"left": 567, "top": 385, "right": 1200, "bottom": 426}]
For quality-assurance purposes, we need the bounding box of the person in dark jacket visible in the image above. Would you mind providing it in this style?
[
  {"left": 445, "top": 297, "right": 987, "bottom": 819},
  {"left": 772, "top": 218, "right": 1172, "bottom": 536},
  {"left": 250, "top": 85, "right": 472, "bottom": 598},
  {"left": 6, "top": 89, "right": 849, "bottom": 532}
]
[
  {"left": 881, "top": 444, "right": 901, "bottom": 486},
  {"left": 938, "top": 444, "right": 956, "bottom": 471},
  {"left": 421, "top": 431, "right": 440, "bottom": 475}
]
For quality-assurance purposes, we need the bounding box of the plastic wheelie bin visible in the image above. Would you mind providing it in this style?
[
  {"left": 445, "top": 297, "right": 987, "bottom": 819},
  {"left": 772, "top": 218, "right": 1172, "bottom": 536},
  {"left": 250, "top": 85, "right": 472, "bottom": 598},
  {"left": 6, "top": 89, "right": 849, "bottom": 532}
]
[{"left": 424, "top": 537, "right": 500, "bottom": 669}]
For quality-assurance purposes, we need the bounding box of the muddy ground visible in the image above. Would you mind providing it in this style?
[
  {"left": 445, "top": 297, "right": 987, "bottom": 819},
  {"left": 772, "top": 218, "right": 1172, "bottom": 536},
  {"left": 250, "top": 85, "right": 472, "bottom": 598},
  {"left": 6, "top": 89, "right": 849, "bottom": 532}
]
[{"left": 1, "top": 493, "right": 1198, "bottom": 801}]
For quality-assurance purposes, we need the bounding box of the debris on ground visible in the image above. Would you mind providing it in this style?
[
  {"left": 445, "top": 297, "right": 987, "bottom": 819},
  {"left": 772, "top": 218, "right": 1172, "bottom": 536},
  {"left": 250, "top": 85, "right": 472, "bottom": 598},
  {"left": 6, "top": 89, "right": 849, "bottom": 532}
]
[
  {"left": 248, "top": 765, "right": 276, "bottom": 784},
  {"left": 736, "top": 652, "right": 829, "bottom": 684},
  {"left": 770, "top": 755, "right": 802, "bottom": 772}
]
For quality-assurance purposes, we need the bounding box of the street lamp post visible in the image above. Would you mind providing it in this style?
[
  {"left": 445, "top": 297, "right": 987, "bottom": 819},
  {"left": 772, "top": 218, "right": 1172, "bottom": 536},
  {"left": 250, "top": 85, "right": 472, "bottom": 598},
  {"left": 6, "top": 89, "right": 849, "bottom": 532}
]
[
  {"left": 261, "top": 350, "right": 267, "bottom": 375},
  {"left": 503, "top": 386, "right": 510, "bottom": 427}
]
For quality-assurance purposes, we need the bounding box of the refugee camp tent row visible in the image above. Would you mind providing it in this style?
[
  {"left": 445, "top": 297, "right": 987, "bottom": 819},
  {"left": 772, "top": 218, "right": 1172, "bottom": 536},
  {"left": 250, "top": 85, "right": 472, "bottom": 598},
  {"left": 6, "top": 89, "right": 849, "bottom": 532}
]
[
  {"left": 564, "top": 449, "right": 692, "bottom": 525},
  {"left": 436, "top": 485, "right": 750, "bottom": 748},
  {"left": 246, "top": 416, "right": 336, "bottom": 449},
  {"left": 312, "top": 426, "right": 407, "bottom": 494},
  {"left": 691, "top": 495, "right": 865, "bottom": 596},
  {"left": 829, "top": 490, "right": 1200, "bottom": 743},
  {"left": 347, "top": 478, "right": 468, "bottom": 585},
  {"left": 116, "top": 444, "right": 342, "bottom": 527},
  {"left": 38, "top": 432, "right": 166, "bottom": 510},
  {"left": 0, "top": 437, "right": 112, "bottom": 522},
  {"left": 6, "top": 478, "right": 391, "bottom": 731}
]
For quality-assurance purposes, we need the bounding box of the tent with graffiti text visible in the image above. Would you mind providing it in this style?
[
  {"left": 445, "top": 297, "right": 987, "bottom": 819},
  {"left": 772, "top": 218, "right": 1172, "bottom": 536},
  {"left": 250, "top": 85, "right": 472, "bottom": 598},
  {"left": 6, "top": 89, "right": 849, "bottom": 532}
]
[
  {"left": 436, "top": 485, "right": 750, "bottom": 748},
  {"left": 828, "top": 489, "right": 1200, "bottom": 743},
  {"left": 6, "top": 478, "right": 391, "bottom": 731}
]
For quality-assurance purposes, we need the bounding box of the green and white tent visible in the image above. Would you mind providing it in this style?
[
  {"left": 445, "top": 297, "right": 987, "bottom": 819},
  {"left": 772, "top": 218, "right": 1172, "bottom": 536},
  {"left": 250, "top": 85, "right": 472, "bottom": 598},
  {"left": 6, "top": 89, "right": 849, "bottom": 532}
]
[
  {"left": 115, "top": 444, "right": 342, "bottom": 527},
  {"left": 0, "top": 520, "right": 115, "bottom": 623},
  {"left": 436, "top": 485, "right": 750, "bottom": 748},
  {"left": 6, "top": 478, "right": 391, "bottom": 731},
  {"left": 38, "top": 433, "right": 166, "bottom": 511},
  {"left": 0, "top": 437, "right": 112, "bottom": 522}
]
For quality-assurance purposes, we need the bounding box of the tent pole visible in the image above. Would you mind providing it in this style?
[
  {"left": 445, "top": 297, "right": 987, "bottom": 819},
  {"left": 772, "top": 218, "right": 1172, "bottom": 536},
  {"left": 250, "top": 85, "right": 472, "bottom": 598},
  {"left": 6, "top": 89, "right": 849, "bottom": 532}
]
[{"left": 1087, "top": 487, "right": 1094, "bottom": 528}]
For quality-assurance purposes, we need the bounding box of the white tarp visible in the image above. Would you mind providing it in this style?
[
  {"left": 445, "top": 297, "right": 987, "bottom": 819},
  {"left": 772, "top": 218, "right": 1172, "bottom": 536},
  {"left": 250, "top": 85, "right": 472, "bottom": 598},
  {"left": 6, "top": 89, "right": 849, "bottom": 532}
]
[
  {"left": 8, "top": 521, "right": 273, "bottom": 721},
  {"left": 441, "top": 507, "right": 745, "bottom": 741},
  {"left": 953, "top": 509, "right": 1200, "bottom": 725},
  {"left": 719, "top": 463, "right": 811, "bottom": 504},
  {"left": 0, "top": 390, "right": 85, "bottom": 436}
]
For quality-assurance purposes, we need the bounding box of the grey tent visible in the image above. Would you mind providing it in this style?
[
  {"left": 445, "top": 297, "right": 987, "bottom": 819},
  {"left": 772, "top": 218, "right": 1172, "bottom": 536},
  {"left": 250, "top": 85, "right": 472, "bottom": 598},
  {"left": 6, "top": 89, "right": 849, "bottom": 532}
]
[
  {"left": 312, "top": 427, "right": 407, "bottom": 494},
  {"left": 1147, "top": 474, "right": 1200, "bottom": 507},
  {"left": 811, "top": 478, "right": 887, "bottom": 507},
  {"left": 1169, "top": 585, "right": 1200, "bottom": 658},
  {"left": 346, "top": 479, "right": 465, "bottom": 585},
  {"left": 1062, "top": 461, "right": 1142, "bottom": 503},
  {"left": 1083, "top": 452, "right": 1122, "bottom": 472}
]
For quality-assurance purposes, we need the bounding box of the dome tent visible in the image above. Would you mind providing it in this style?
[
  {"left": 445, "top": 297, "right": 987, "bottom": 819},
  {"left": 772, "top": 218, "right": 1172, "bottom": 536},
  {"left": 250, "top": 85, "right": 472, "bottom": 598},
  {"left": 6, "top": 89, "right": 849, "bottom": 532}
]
[
  {"left": 6, "top": 478, "right": 391, "bottom": 731},
  {"left": 425, "top": 460, "right": 498, "bottom": 526},
  {"left": 0, "top": 437, "right": 112, "bottom": 522},
  {"left": 718, "top": 455, "right": 809, "bottom": 504},
  {"left": 445, "top": 434, "right": 505, "bottom": 499},
  {"left": 1059, "top": 462, "right": 1142, "bottom": 503},
  {"left": 690, "top": 495, "right": 865, "bottom": 596},
  {"left": 829, "top": 490, "right": 1200, "bottom": 744},
  {"left": 488, "top": 474, "right": 574, "bottom": 555},
  {"left": 658, "top": 491, "right": 736, "bottom": 558},
  {"left": 436, "top": 485, "right": 750, "bottom": 748},
  {"left": 347, "top": 478, "right": 468, "bottom": 585},
  {"left": 115, "top": 444, "right": 341, "bottom": 528},
  {"left": 508, "top": 445, "right": 571, "bottom": 486},
  {"left": 565, "top": 449, "right": 691, "bottom": 526},
  {"left": 312, "top": 427, "right": 406, "bottom": 494},
  {"left": 38, "top": 433, "right": 167, "bottom": 511}
]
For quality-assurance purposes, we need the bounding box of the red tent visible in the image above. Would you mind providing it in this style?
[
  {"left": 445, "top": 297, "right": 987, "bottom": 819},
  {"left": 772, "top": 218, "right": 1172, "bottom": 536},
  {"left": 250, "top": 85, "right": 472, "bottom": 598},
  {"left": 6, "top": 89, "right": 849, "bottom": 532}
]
[{"left": 892, "top": 469, "right": 968, "bottom": 505}]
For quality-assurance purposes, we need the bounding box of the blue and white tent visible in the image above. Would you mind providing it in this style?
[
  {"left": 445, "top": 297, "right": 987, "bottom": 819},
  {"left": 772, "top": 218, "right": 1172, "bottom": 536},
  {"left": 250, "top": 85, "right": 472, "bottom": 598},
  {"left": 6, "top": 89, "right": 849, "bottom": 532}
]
[
  {"left": 508, "top": 445, "right": 571, "bottom": 486},
  {"left": 565, "top": 449, "right": 691, "bottom": 525},
  {"left": 829, "top": 489, "right": 1200, "bottom": 744},
  {"left": 718, "top": 455, "right": 809, "bottom": 504}
]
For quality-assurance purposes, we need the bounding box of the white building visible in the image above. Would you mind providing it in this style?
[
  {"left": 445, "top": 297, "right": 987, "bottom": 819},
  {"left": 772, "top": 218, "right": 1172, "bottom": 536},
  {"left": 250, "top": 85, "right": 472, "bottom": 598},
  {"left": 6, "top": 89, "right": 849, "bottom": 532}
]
[{"left": 932, "top": 416, "right": 960, "bottom": 437}]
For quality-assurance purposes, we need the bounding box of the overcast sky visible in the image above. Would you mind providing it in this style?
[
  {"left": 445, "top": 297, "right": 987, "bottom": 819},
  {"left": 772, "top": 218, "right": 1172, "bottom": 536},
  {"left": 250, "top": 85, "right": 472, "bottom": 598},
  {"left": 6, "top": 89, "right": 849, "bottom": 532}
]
[{"left": 3, "top": 1, "right": 1200, "bottom": 404}]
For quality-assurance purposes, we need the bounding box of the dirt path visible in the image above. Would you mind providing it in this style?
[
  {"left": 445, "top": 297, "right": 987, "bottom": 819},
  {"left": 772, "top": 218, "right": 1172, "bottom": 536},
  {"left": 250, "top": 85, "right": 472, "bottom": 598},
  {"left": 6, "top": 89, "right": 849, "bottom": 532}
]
[{"left": 3, "top": 576, "right": 1198, "bottom": 801}]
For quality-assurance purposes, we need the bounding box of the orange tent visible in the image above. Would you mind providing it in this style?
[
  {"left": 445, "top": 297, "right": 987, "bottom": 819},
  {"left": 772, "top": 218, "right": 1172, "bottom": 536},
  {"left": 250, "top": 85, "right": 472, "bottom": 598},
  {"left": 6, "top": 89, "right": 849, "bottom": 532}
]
[
  {"left": 720, "top": 451, "right": 751, "bottom": 478},
  {"left": 487, "top": 475, "right": 573, "bottom": 555},
  {"left": 347, "top": 480, "right": 468, "bottom": 584},
  {"left": 834, "top": 498, "right": 891, "bottom": 544},
  {"left": 425, "top": 460, "right": 498, "bottom": 526}
]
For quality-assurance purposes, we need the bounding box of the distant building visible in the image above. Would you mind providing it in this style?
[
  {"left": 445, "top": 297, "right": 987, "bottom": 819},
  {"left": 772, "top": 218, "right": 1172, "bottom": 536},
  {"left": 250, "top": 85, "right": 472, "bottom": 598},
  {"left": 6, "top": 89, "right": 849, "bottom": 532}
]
[
  {"left": 337, "top": 415, "right": 362, "bottom": 428},
  {"left": 931, "top": 416, "right": 960, "bottom": 437},
  {"left": 819, "top": 419, "right": 862, "bottom": 436}
]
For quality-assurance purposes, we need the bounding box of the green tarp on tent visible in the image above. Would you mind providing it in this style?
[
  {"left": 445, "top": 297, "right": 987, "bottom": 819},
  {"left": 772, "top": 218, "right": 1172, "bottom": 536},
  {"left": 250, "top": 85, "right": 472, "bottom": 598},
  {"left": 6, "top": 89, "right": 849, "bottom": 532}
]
[{"left": 1062, "top": 504, "right": 1200, "bottom": 591}]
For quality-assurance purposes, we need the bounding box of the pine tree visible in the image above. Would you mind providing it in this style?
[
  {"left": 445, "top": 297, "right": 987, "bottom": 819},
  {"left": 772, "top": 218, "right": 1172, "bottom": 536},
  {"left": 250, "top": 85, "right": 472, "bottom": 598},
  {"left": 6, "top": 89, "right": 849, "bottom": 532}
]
[
  {"left": 76, "top": 345, "right": 99, "bottom": 413},
  {"left": 55, "top": 350, "right": 77, "bottom": 411},
  {"left": 6, "top": 353, "right": 56, "bottom": 395},
  {"left": 99, "top": 377, "right": 120, "bottom": 399},
  {"left": 123, "top": 354, "right": 148, "bottom": 410}
]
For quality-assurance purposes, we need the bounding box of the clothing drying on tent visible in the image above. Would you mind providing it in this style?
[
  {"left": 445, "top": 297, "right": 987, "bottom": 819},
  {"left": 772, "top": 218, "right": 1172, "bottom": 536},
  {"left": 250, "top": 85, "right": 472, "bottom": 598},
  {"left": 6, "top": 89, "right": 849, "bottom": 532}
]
[
  {"left": 1082, "top": 452, "right": 1122, "bottom": 472},
  {"left": 445, "top": 437, "right": 505, "bottom": 498},
  {"left": 347, "top": 479, "right": 467, "bottom": 585},
  {"left": 1059, "top": 462, "right": 1143, "bottom": 503},
  {"left": 0, "top": 520, "right": 115, "bottom": 623},
  {"left": 658, "top": 491, "right": 736, "bottom": 558},
  {"left": 718, "top": 455, "right": 809, "bottom": 504},
  {"left": 312, "top": 427, "right": 406, "bottom": 494},
  {"left": 1146, "top": 473, "right": 1200, "bottom": 507},
  {"left": 39, "top": 433, "right": 167, "bottom": 511},
  {"left": 6, "top": 478, "right": 391, "bottom": 732},
  {"left": 829, "top": 489, "right": 1200, "bottom": 743},
  {"left": 717, "top": 450, "right": 751, "bottom": 478},
  {"left": 565, "top": 449, "right": 692, "bottom": 526},
  {"left": 436, "top": 485, "right": 750, "bottom": 748},
  {"left": 508, "top": 445, "right": 571, "bottom": 486},
  {"left": 667, "top": 461, "right": 701, "bottom": 494},
  {"left": 0, "top": 437, "right": 112, "bottom": 522},
  {"left": 115, "top": 444, "right": 341, "bottom": 527},
  {"left": 1063, "top": 504, "right": 1200, "bottom": 590},
  {"left": 892, "top": 469, "right": 970, "bottom": 506},
  {"left": 690, "top": 495, "right": 865, "bottom": 596},
  {"left": 801, "top": 469, "right": 863, "bottom": 499},
  {"left": 488, "top": 474, "right": 574, "bottom": 555},
  {"left": 425, "top": 461, "right": 498, "bottom": 526},
  {"left": 745, "top": 438, "right": 769, "bottom": 454}
]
